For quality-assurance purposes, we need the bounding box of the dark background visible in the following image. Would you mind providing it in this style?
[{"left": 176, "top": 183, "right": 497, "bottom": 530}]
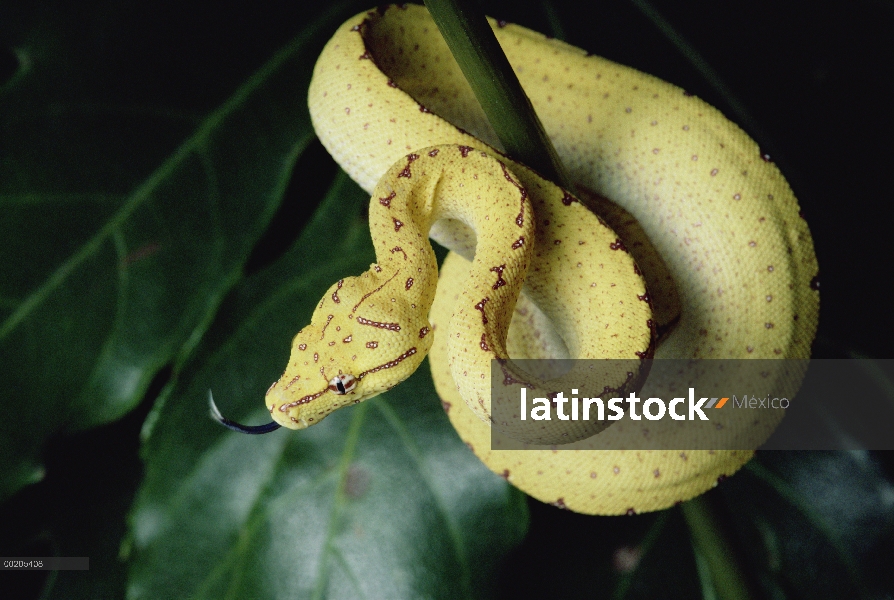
[{"left": 2, "top": 0, "right": 892, "bottom": 597}]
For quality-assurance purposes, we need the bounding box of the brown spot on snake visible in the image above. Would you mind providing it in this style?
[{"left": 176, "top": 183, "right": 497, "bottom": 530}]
[
  {"left": 610, "top": 239, "right": 628, "bottom": 252},
  {"left": 474, "top": 297, "right": 489, "bottom": 324},
  {"left": 498, "top": 162, "right": 527, "bottom": 226},
  {"left": 496, "top": 358, "right": 532, "bottom": 387},
  {"left": 379, "top": 191, "right": 396, "bottom": 207},
  {"left": 332, "top": 279, "right": 344, "bottom": 304},
  {"left": 398, "top": 153, "right": 418, "bottom": 178},
  {"left": 357, "top": 347, "right": 418, "bottom": 380},
  {"left": 280, "top": 388, "right": 327, "bottom": 410},
  {"left": 319, "top": 314, "right": 334, "bottom": 339},
  {"left": 352, "top": 271, "right": 399, "bottom": 313},
  {"left": 490, "top": 264, "right": 507, "bottom": 290},
  {"left": 356, "top": 317, "right": 401, "bottom": 331}
]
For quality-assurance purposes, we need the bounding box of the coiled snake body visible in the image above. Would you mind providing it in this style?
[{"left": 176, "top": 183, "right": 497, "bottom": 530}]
[{"left": 219, "top": 5, "right": 819, "bottom": 515}]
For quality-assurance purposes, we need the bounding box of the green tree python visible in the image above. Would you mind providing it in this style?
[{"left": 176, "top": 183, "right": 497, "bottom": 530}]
[{"left": 211, "top": 4, "right": 819, "bottom": 515}]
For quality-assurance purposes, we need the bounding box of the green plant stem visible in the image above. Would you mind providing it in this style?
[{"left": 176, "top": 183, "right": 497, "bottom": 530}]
[
  {"left": 681, "top": 496, "right": 754, "bottom": 600},
  {"left": 423, "top": 0, "right": 574, "bottom": 190},
  {"left": 540, "top": 1, "right": 567, "bottom": 42}
]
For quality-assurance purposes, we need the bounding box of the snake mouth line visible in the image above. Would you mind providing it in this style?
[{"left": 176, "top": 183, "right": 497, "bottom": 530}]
[{"left": 210, "top": 345, "right": 424, "bottom": 434}]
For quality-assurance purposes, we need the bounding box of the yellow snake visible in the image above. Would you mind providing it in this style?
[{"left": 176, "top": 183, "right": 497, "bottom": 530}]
[{"left": 212, "top": 4, "right": 819, "bottom": 515}]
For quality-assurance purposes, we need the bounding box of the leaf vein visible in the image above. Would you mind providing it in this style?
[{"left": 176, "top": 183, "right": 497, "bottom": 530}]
[{"left": 374, "top": 398, "right": 474, "bottom": 599}]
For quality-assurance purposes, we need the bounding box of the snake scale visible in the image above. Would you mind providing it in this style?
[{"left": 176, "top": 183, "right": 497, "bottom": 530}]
[{"left": 213, "top": 4, "right": 819, "bottom": 515}]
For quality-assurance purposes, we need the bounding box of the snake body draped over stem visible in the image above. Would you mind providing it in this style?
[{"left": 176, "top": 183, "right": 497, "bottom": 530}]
[{"left": 219, "top": 5, "right": 819, "bottom": 515}]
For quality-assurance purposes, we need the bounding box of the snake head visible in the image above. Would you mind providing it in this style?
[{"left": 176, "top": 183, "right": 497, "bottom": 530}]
[{"left": 265, "top": 269, "right": 433, "bottom": 429}]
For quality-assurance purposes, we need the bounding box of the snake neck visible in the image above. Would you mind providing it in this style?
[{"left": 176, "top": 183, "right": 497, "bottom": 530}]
[{"left": 265, "top": 146, "right": 535, "bottom": 430}]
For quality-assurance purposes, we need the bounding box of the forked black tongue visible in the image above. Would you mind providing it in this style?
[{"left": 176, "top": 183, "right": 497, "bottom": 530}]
[{"left": 208, "top": 391, "right": 282, "bottom": 435}]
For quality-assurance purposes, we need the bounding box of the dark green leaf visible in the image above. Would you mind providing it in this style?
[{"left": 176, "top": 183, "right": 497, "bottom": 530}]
[
  {"left": 0, "top": 0, "right": 356, "bottom": 501},
  {"left": 721, "top": 452, "right": 894, "bottom": 599}
]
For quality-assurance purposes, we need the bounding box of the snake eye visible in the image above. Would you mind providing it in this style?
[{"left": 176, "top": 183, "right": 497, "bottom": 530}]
[{"left": 328, "top": 373, "right": 357, "bottom": 395}]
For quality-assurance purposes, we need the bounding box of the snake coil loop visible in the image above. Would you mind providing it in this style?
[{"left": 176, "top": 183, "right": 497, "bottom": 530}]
[{"left": 212, "top": 5, "right": 818, "bottom": 515}]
